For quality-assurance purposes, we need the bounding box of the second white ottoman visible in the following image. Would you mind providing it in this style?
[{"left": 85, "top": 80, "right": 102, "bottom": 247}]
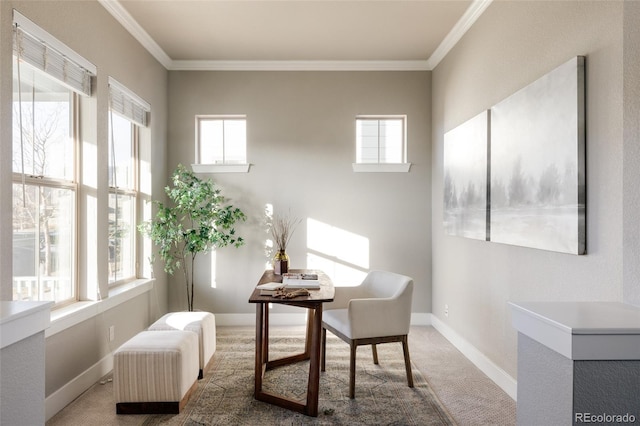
[
  {"left": 149, "top": 311, "right": 216, "bottom": 379},
  {"left": 113, "top": 330, "right": 199, "bottom": 414}
]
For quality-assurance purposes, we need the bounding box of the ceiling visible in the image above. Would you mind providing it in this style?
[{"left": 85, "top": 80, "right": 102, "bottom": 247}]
[{"left": 100, "top": 0, "right": 491, "bottom": 71}]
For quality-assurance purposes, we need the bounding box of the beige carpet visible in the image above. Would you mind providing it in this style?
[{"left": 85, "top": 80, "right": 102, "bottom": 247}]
[{"left": 47, "top": 326, "right": 516, "bottom": 426}]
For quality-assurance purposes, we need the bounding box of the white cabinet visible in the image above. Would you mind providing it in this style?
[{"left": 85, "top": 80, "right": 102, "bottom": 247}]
[
  {"left": 510, "top": 302, "right": 640, "bottom": 425},
  {"left": 1, "top": 301, "right": 52, "bottom": 426}
]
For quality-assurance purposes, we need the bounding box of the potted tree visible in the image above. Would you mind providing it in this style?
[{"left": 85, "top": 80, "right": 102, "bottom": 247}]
[{"left": 139, "top": 164, "right": 246, "bottom": 311}]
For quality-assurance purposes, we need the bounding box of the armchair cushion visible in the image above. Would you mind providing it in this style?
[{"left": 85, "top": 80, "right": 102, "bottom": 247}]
[{"left": 323, "top": 270, "right": 413, "bottom": 340}]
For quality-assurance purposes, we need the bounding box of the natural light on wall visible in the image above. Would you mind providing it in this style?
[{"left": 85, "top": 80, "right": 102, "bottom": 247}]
[
  {"left": 142, "top": 198, "right": 153, "bottom": 279},
  {"left": 306, "top": 218, "right": 368, "bottom": 286},
  {"left": 264, "top": 204, "right": 275, "bottom": 270},
  {"left": 210, "top": 250, "right": 217, "bottom": 288}
]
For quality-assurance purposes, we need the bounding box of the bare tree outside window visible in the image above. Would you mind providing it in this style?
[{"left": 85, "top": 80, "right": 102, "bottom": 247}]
[{"left": 12, "top": 65, "right": 75, "bottom": 304}]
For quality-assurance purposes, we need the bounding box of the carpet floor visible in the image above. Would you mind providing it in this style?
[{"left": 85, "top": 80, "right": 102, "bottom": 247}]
[{"left": 47, "top": 326, "right": 516, "bottom": 426}]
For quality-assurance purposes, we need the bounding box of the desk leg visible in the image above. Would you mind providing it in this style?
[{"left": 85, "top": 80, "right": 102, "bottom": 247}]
[
  {"left": 304, "top": 308, "right": 314, "bottom": 358},
  {"left": 263, "top": 303, "right": 269, "bottom": 363},
  {"left": 254, "top": 301, "right": 323, "bottom": 417},
  {"left": 255, "top": 303, "right": 269, "bottom": 397},
  {"left": 305, "top": 305, "right": 323, "bottom": 417}
]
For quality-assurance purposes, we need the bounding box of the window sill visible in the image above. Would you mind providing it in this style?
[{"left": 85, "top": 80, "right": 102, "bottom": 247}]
[
  {"left": 191, "top": 163, "right": 251, "bottom": 173},
  {"left": 352, "top": 163, "right": 412, "bottom": 173},
  {"left": 46, "top": 278, "right": 155, "bottom": 337}
]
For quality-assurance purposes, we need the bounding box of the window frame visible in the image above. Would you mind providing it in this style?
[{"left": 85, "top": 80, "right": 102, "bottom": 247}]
[
  {"left": 11, "top": 11, "right": 97, "bottom": 308},
  {"left": 11, "top": 82, "right": 80, "bottom": 308},
  {"left": 107, "top": 113, "right": 139, "bottom": 286},
  {"left": 353, "top": 115, "right": 411, "bottom": 173},
  {"left": 193, "top": 115, "right": 250, "bottom": 173}
]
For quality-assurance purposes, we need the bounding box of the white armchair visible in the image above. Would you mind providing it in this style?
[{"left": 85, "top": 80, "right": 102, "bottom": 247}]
[{"left": 321, "top": 270, "right": 414, "bottom": 398}]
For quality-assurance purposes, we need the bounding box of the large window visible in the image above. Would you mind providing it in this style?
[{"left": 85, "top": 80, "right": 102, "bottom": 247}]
[
  {"left": 107, "top": 78, "right": 149, "bottom": 286},
  {"left": 196, "top": 115, "right": 247, "bottom": 165},
  {"left": 108, "top": 113, "right": 137, "bottom": 285},
  {"left": 12, "top": 13, "right": 95, "bottom": 306},
  {"left": 356, "top": 115, "right": 407, "bottom": 164},
  {"left": 12, "top": 39, "right": 77, "bottom": 305}
]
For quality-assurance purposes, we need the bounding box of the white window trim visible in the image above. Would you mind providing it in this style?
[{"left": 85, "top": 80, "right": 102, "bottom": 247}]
[
  {"left": 108, "top": 108, "right": 140, "bottom": 286},
  {"left": 354, "top": 115, "right": 411, "bottom": 172},
  {"left": 12, "top": 86, "right": 79, "bottom": 307},
  {"left": 191, "top": 163, "right": 251, "bottom": 174},
  {"left": 107, "top": 187, "right": 138, "bottom": 286},
  {"left": 195, "top": 115, "right": 250, "bottom": 173},
  {"left": 47, "top": 278, "right": 154, "bottom": 337},
  {"left": 352, "top": 163, "right": 412, "bottom": 173}
]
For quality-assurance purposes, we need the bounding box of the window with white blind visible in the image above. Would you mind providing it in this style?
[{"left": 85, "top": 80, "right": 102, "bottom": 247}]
[
  {"left": 13, "top": 11, "right": 95, "bottom": 96},
  {"left": 108, "top": 78, "right": 148, "bottom": 285},
  {"left": 353, "top": 115, "right": 411, "bottom": 173},
  {"left": 194, "top": 115, "right": 250, "bottom": 173},
  {"left": 109, "top": 77, "right": 149, "bottom": 127},
  {"left": 12, "top": 12, "right": 96, "bottom": 305}
]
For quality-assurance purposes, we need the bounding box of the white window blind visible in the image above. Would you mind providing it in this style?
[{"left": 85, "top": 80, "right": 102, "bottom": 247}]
[
  {"left": 109, "top": 77, "right": 150, "bottom": 127},
  {"left": 12, "top": 11, "right": 95, "bottom": 96}
]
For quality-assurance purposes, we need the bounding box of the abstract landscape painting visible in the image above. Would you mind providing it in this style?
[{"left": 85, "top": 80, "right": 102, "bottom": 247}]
[
  {"left": 443, "top": 110, "right": 490, "bottom": 241},
  {"left": 489, "top": 56, "right": 585, "bottom": 254}
]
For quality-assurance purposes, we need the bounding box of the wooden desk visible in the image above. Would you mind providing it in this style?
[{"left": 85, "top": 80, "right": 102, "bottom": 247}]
[{"left": 248, "top": 269, "right": 334, "bottom": 417}]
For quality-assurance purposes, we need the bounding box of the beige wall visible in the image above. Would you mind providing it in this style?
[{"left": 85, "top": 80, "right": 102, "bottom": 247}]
[
  {"left": 0, "top": 0, "right": 170, "bottom": 409},
  {"left": 168, "top": 71, "right": 432, "bottom": 314},
  {"left": 623, "top": 0, "right": 640, "bottom": 306},
  {"left": 432, "top": 1, "right": 626, "bottom": 378}
]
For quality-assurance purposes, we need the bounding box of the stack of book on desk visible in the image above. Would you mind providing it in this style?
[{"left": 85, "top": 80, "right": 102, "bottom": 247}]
[
  {"left": 256, "top": 273, "right": 320, "bottom": 295},
  {"left": 282, "top": 273, "right": 320, "bottom": 289}
]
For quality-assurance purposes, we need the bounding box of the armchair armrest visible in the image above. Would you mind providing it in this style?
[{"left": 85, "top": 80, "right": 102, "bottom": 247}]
[
  {"left": 324, "top": 285, "right": 370, "bottom": 310},
  {"left": 347, "top": 295, "right": 411, "bottom": 340}
]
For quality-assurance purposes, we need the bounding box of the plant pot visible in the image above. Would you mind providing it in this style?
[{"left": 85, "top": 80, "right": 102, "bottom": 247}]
[{"left": 273, "top": 250, "right": 289, "bottom": 275}]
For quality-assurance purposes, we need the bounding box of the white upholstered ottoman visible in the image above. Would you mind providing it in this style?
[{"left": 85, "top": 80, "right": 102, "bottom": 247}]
[
  {"left": 148, "top": 311, "right": 216, "bottom": 379},
  {"left": 113, "top": 330, "right": 199, "bottom": 414}
]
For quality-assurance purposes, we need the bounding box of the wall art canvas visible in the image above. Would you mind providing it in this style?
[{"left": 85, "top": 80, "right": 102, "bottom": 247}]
[
  {"left": 443, "top": 110, "right": 490, "bottom": 241},
  {"left": 490, "top": 56, "right": 585, "bottom": 254}
]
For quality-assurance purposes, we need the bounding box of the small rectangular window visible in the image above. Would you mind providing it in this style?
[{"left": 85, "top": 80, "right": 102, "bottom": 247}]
[
  {"left": 356, "top": 116, "right": 407, "bottom": 164},
  {"left": 196, "top": 116, "right": 247, "bottom": 165}
]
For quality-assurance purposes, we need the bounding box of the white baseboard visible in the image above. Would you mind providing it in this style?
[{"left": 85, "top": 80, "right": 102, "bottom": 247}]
[
  {"left": 45, "top": 353, "right": 114, "bottom": 421},
  {"left": 430, "top": 314, "right": 517, "bottom": 401}
]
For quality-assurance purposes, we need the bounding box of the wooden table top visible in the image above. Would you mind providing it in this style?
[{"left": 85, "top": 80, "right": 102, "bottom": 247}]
[{"left": 248, "top": 269, "right": 335, "bottom": 304}]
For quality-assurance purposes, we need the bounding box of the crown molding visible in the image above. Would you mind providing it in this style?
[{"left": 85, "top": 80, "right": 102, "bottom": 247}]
[
  {"left": 425, "top": 0, "right": 493, "bottom": 70},
  {"left": 169, "top": 60, "right": 430, "bottom": 71},
  {"left": 98, "top": 0, "right": 172, "bottom": 69},
  {"left": 101, "top": 0, "right": 491, "bottom": 72}
]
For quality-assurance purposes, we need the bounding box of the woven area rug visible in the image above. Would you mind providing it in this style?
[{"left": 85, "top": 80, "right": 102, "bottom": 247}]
[{"left": 141, "top": 327, "right": 455, "bottom": 426}]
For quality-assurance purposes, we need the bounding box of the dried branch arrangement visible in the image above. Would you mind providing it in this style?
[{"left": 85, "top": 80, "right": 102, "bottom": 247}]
[{"left": 271, "top": 213, "right": 301, "bottom": 251}]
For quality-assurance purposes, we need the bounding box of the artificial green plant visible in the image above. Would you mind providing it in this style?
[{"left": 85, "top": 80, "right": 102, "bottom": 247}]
[{"left": 139, "top": 164, "right": 246, "bottom": 311}]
